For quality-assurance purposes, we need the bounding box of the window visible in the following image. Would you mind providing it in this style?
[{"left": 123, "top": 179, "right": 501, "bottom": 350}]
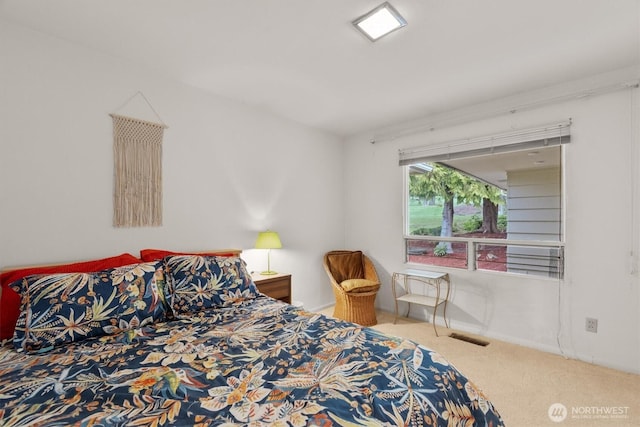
[{"left": 401, "top": 122, "right": 569, "bottom": 279}]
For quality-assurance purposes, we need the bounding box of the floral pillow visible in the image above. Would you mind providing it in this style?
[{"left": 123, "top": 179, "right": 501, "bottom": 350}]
[
  {"left": 10, "top": 261, "right": 167, "bottom": 353},
  {"left": 0, "top": 252, "right": 142, "bottom": 341},
  {"left": 163, "top": 255, "right": 257, "bottom": 316}
]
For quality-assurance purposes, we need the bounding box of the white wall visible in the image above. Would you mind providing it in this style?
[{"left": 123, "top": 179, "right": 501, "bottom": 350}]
[
  {"left": 344, "top": 88, "right": 640, "bottom": 374},
  {"left": 0, "top": 21, "right": 344, "bottom": 309}
]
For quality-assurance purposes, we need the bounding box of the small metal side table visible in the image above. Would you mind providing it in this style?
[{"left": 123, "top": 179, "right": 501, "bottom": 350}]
[{"left": 392, "top": 269, "right": 450, "bottom": 336}]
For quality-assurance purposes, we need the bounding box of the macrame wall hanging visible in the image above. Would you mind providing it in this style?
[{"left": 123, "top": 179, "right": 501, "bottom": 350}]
[{"left": 110, "top": 92, "right": 167, "bottom": 227}]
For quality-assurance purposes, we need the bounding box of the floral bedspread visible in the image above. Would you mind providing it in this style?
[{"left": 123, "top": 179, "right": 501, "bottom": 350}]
[{"left": 0, "top": 296, "right": 504, "bottom": 426}]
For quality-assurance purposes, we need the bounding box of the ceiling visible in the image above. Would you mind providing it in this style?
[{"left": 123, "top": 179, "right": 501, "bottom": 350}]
[
  {"left": 1, "top": 0, "right": 639, "bottom": 138},
  {"left": 442, "top": 146, "right": 560, "bottom": 189}
]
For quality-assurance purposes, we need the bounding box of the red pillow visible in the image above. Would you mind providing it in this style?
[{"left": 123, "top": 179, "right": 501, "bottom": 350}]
[
  {"left": 140, "top": 248, "right": 240, "bottom": 262},
  {"left": 0, "top": 253, "right": 142, "bottom": 340}
]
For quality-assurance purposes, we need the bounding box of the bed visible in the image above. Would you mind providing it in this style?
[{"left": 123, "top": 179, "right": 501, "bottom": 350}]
[{"left": 0, "top": 250, "right": 505, "bottom": 426}]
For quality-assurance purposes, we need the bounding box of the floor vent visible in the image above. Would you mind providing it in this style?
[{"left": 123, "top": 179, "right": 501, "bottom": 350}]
[{"left": 449, "top": 333, "right": 490, "bottom": 347}]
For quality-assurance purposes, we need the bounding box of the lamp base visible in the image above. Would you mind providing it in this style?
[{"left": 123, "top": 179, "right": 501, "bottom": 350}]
[{"left": 260, "top": 270, "right": 278, "bottom": 275}]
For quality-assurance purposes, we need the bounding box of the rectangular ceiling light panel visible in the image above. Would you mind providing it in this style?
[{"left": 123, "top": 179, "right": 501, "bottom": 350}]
[{"left": 353, "top": 2, "right": 407, "bottom": 42}]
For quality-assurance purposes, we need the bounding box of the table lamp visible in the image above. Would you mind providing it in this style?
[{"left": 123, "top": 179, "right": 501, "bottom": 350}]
[{"left": 255, "top": 230, "right": 282, "bottom": 275}]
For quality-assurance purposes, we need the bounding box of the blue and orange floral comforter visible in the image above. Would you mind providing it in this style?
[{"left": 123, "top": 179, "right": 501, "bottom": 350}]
[{"left": 0, "top": 297, "right": 504, "bottom": 426}]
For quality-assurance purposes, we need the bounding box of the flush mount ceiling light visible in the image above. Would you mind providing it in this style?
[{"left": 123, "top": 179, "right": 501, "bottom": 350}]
[{"left": 352, "top": 2, "right": 407, "bottom": 42}]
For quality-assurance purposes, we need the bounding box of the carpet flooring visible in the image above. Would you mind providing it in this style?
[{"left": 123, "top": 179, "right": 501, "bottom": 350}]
[{"left": 318, "top": 308, "right": 640, "bottom": 426}]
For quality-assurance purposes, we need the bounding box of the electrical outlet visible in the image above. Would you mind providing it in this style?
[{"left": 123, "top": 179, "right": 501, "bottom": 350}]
[{"left": 585, "top": 317, "right": 598, "bottom": 333}]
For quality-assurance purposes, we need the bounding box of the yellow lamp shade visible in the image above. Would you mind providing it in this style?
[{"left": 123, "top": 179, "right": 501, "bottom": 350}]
[{"left": 255, "top": 231, "right": 282, "bottom": 249}]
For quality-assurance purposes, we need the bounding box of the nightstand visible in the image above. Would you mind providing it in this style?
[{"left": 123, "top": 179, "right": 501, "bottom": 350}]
[{"left": 252, "top": 273, "right": 291, "bottom": 304}]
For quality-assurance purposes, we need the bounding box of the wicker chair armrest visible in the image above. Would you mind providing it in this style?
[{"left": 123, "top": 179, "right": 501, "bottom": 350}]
[{"left": 363, "top": 256, "right": 380, "bottom": 282}]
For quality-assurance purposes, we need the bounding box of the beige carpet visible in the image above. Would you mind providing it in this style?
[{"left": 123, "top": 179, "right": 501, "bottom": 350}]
[{"left": 318, "top": 307, "right": 640, "bottom": 427}]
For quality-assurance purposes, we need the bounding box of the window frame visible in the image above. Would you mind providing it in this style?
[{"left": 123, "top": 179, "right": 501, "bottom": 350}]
[{"left": 402, "top": 143, "right": 567, "bottom": 280}]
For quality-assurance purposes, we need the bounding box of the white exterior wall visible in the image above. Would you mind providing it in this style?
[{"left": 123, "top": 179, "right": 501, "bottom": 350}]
[
  {"left": 507, "top": 166, "right": 562, "bottom": 240},
  {"left": 344, "top": 88, "right": 640, "bottom": 374},
  {"left": 506, "top": 167, "right": 562, "bottom": 277}
]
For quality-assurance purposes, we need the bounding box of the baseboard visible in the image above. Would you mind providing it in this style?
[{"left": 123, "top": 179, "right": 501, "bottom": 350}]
[
  {"left": 453, "top": 323, "right": 565, "bottom": 356},
  {"left": 308, "top": 302, "right": 334, "bottom": 313},
  {"left": 446, "top": 321, "right": 640, "bottom": 375}
]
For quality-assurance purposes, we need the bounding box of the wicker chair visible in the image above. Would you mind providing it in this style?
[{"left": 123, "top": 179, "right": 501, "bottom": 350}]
[{"left": 323, "top": 250, "right": 381, "bottom": 326}]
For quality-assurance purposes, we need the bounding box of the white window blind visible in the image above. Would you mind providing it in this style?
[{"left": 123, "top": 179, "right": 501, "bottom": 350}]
[{"left": 398, "top": 120, "right": 571, "bottom": 166}]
